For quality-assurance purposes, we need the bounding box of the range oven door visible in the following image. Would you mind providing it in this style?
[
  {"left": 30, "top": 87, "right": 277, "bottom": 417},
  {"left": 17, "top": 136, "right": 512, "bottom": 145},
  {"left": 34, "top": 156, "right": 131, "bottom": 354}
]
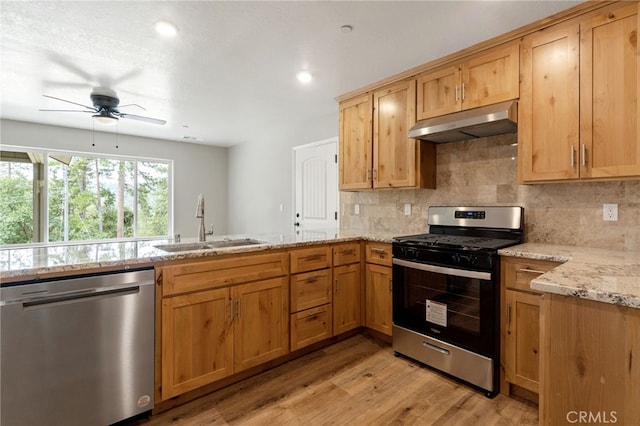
[{"left": 392, "top": 258, "right": 496, "bottom": 357}]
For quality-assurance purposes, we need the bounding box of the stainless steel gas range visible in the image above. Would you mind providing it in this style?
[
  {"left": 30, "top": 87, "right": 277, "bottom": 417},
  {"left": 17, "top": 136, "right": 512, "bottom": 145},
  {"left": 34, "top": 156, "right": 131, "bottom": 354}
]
[{"left": 392, "top": 206, "right": 524, "bottom": 397}]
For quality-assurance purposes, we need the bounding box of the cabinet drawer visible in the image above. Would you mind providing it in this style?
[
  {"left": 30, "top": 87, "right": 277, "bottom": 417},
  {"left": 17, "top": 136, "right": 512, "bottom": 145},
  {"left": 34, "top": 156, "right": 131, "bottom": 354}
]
[
  {"left": 290, "top": 269, "right": 332, "bottom": 312},
  {"left": 365, "top": 242, "right": 392, "bottom": 267},
  {"left": 290, "top": 246, "right": 331, "bottom": 274},
  {"left": 333, "top": 242, "right": 361, "bottom": 266},
  {"left": 162, "top": 252, "right": 288, "bottom": 296},
  {"left": 502, "top": 257, "right": 561, "bottom": 293},
  {"left": 290, "top": 304, "right": 332, "bottom": 351}
]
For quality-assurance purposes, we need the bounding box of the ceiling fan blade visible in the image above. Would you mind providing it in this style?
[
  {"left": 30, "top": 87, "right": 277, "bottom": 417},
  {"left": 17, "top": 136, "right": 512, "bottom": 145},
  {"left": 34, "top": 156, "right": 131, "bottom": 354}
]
[
  {"left": 43, "top": 94, "right": 95, "bottom": 111},
  {"left": 118, "top": 113, "right": 166, "bottom": 125},
  {"left": 39, "top": 109, "right": 94, "bottom": 113},
  {"left": 117, "top": 103, "right": 146, "bottom": 111}
]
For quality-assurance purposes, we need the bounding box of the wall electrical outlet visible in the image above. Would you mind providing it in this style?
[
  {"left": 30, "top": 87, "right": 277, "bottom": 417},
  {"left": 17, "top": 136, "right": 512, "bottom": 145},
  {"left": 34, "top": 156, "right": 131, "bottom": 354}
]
[
  {"left": 354, "top": 204, "right": 360, "bottom": 215},
  {"left": 603, "top": 203, "right": 618, "bottom": 221},
  {"left": 404, "top": 203, "right": 411, "bottom": 216}
]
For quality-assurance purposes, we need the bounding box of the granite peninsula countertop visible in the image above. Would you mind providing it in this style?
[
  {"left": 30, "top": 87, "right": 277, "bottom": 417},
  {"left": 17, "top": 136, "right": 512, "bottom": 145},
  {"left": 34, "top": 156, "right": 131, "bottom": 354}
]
[
  {"left": 0, "top": 231, "right": 396, "bottom": 282},
  {"left": 499, "top": 243, "right": 640, "bottom": 308}
]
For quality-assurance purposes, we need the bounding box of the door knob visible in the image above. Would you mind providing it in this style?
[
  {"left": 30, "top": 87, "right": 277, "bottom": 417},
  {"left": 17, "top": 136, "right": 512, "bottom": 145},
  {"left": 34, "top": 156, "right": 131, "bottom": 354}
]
[{"left": 295, "top": 222, "right": 300, "bottom": 227}]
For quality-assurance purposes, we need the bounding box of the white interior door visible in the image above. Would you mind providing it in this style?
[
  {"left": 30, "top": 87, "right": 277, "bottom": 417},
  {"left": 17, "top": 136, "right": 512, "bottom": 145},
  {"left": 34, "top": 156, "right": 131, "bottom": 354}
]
[{"left": 293, "top": 138, "right": 338, "bottom": 236}]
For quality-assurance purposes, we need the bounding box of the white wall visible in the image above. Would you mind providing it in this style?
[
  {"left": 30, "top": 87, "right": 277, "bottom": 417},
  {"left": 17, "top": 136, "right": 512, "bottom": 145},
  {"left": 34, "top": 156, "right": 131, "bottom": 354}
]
[
  {"left": 227, "top": 111, "right": 338, "bottom": 234},
  {"left": 1, "top": 119, "right": 228, "bottom": 239}
]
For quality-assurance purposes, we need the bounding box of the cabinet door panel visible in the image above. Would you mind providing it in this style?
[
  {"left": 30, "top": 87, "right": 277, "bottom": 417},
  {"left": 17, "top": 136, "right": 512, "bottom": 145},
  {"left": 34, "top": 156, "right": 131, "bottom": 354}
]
[
  {"left": 519, "top": 24, "right": 580, "bottom": 182},
  {"left": 233, "top": 277, "right": 289, "bottom": 372},
  {"left": 334, "top": 263, "right": 362, "bottom": 335},
  {"left": 290, "top": 268, "right": 331, "bottom": 312},
  {"left": 339, "top": 94, "right": 372, "bottom": 190},
  {"left": 161, "top": 288, "right": 232, "bottom": 399},
  {"left": 505, "top": 290, "right": 541, "bottom": 393},
  {"left": 365, "top": 263, "right": 392, "bottom": 336},
  {"left": 373, "top": 80, "right": 417, "bottom": 188},
  {"left": 580, "top": 3, "right": 640, "bottom": 178},
  {"left": 463, "top": 43, "right": 519, "bottom": 110},
  {"left": 417, "top": 65, "right": 461, "bottom": 120}
]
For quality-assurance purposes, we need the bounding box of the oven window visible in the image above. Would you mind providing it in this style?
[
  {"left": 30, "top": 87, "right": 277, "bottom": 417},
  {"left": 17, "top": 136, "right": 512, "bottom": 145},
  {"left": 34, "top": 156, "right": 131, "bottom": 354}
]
[{"left": 405, "top": 268, "right": 481, "bottom": 334}]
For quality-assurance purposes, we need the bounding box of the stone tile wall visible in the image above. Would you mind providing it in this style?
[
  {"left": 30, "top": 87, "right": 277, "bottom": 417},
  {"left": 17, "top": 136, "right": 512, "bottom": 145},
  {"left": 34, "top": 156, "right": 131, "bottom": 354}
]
[{"left": 340, "top": 133, "right": 640, "bottom": 251}]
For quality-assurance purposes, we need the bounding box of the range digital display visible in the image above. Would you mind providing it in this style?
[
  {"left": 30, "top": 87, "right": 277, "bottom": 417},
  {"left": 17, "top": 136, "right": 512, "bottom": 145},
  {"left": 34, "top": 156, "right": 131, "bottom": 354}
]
[{"left": 454, "top": 210, "right": 486, "bottom": 219}]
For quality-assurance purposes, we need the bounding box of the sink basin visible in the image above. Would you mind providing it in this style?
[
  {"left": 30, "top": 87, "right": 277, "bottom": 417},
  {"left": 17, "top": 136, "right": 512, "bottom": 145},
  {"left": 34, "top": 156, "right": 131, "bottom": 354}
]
[
  {"left": 154, "top": 242, "right": 211, "bottom": 252},
  {"left": 154, "top": 238, "right": 267, "bottom": 252},
  {"left": 205, "top": 238, "right": 267, "bottom": 248}
]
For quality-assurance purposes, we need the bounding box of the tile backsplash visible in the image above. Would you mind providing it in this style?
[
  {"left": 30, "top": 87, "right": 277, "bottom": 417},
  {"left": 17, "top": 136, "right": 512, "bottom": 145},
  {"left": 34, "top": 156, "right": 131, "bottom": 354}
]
[{"left": 340, "top": 133, "right": 640, "bottom": 251}]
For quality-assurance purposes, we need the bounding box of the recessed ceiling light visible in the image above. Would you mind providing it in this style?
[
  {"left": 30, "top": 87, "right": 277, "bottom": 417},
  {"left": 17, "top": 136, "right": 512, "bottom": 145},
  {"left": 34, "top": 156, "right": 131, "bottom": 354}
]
[
  {"left": 155, "top": 20, "right": 178, "bottom": 37},
  {"left": 296, "top": 71, "right": 313, "bottom": 84},
  {"left": 340, "top": 25, "right": 353, "bottom": 34}
]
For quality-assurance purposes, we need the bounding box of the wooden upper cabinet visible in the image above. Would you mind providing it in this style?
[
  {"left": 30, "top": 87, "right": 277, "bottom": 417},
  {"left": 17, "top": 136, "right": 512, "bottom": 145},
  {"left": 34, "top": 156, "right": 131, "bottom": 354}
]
[
  {"left": 417, "top": 65, "right": 461, "bottom": 119},
  {"left": 339, "top": 80, "right": 436, "bottom": 191},
  {"left": 417, "top": 42, "right": 519, "bottom": 120},
  {"left": 519, "top": 2, "right": 640, "bottom": 183},
  {"left": 580, "top": 2, "right": 640, "bottom": 179},
  {"left": 339, "top": 94, "right": 372, "bottom": 190},
  {"left": 373, "top": 79, "right": 418, "bottom": 188},
  {"left": 462, "top": 42, "right": 520, "bottom": 110},
  {"left": 518, "top": 22, "right": 580, "bottom": 183}
]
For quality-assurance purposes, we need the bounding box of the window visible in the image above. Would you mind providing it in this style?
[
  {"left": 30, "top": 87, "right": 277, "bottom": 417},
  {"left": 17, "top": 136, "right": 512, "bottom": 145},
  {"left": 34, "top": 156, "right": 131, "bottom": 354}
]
[{"left": 0, "top": 148, "right": 171, "bottom": 245}]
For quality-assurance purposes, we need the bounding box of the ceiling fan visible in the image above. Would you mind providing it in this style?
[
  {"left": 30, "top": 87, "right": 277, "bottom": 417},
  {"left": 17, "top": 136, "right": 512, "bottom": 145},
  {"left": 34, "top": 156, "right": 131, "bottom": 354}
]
[{"left": 40, "top": 89, "right": 166, "bottom": 125}]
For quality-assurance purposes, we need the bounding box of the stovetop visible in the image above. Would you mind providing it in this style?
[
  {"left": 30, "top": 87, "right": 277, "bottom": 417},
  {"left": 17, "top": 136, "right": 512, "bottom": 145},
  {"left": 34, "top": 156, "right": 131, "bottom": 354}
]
[{"left": 393, "top": 234, "right": 518, "bottom": 251}]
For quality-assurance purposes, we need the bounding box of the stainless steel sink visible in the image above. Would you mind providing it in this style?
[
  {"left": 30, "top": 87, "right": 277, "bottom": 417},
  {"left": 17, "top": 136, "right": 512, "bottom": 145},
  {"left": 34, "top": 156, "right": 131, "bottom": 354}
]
[
  {"left": 154, "top": 238, "right": 267, "bottom": 252},
  {"left": 154, "top": 242, "right": 211, "bottom": 252},
  {"left": 205, "top": 238, "right": 266, "bottom": 248}
]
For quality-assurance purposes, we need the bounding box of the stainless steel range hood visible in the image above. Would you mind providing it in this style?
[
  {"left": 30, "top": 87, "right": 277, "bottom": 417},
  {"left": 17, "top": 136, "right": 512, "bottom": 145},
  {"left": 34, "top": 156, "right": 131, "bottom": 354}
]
[{"left": 408, "top": 100, "right": 517, "bottom": 143}]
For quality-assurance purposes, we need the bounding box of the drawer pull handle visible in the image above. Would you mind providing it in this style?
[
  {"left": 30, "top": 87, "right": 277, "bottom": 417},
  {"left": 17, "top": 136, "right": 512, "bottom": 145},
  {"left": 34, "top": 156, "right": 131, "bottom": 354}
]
[
  {"left": 422, "top": 341, "right": 449, "bottom": 355},
  {"left": 371, "top": 248, "right": 387, "bottom": 256},
  {"left": 305, "top": 274, "right": 324, "bottom": 283},
  {"left": 304, "top": 253, "right": 322, "bottom": 261},
  {"left": 340, "top": 248, "right": 355, "bottom": 255},
  {"left": 518, "top": 268, "right": 546, "bottom": 275},
  {"left": 506, "top": 303, "right": 511, "bottom": 325}
]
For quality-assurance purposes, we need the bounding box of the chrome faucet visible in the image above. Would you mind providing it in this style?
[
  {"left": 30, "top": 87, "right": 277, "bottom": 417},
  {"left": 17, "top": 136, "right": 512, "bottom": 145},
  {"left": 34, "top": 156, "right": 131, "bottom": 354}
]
[
  {"left": 196, "top": 194, "right": 206, "bottom": 241},
  {"left": 196, "top": 194, "right": 214, "bottom": 241}
]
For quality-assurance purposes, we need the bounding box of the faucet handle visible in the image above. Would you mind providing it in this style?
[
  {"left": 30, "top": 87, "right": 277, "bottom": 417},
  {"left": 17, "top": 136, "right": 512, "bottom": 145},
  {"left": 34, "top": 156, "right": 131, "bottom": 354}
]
[{"left": 206, "top": 224, "right": 214, "bottom": 235}]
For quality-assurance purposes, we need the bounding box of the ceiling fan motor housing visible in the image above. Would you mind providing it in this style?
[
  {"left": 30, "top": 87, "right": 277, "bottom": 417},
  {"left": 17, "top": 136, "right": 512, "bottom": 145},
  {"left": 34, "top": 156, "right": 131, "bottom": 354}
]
[{"left": 91, "top": 94, "right": 120, "bottom": 110}]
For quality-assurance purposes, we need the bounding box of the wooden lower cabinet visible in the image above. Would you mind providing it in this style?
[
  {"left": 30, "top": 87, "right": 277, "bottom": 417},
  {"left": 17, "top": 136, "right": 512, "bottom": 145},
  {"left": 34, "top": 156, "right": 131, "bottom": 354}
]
[
  {"left": 365, "top": 263, "right": 393, "bottom": 336},
  {"left": 333, "top": 263, "right": 362, "bottom": 335},
  {"left": 161, "top": 287, "right": 233, "bottom": 399},
  {"left": 540, "top": 294, "right": 640, "bottom": 425},
  {"left": 501, "top": 257, "right": 560, "bottom": 401},
  {"left": 504, "top": 289, "right": 541, "bottom": 393},
  {"left": 290, "top": 304, "right": 332, "bottom": 351},
  {"left": 234, "top": 277, "right": 289, "bottom": 372},
  {"left": 161, "top": 275, "right": 289, "bottom": 400}
]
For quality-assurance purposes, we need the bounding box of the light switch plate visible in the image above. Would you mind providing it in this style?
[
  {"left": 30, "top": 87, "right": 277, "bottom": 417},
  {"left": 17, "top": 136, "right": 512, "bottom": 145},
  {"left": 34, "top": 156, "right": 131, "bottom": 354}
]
[
  {"left": 404, "top": 203, "right": 411, "bottom": 216},
  {"left": 354, "top": 204, "right": 360, "bottom": 215},
  {"left": 603, "top": 203, "right": 618, "bottom": 221}
]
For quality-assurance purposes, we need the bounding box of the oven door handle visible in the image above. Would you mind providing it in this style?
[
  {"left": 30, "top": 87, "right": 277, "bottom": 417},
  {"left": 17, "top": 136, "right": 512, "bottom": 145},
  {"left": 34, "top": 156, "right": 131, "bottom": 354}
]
[{"left": 392, "top": 258, "right": 491, "bottom": 281}]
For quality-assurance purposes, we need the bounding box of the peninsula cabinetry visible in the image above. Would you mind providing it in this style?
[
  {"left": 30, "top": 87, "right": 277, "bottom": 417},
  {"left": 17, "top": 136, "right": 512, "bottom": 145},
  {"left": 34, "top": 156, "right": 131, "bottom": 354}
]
[
  {"left": 160, "top": 252, "right": 289, "bottom": 400},
  {"left": 500, "top": 257, "right": 560, "bottom": 400},
  {"left": 339, "top": 79, "right": 436, "bottom": 191},
  {"left": 365, "top": 242, "right": 393, "bottom": 337},
  {"left": 416, "top": 42, "right": 519, "bottom": 120},
  {"left": 332, "top": 242, "right": 362, "bottom": 335},
  {"left": 540, "top": 294, "right": 640, "bottom": 425},
  {"left": 519, "top": 2, "right": 640, "bottom": 182},
  {"left": 289, "top": 246, "right": 332, "bottom": 350}
]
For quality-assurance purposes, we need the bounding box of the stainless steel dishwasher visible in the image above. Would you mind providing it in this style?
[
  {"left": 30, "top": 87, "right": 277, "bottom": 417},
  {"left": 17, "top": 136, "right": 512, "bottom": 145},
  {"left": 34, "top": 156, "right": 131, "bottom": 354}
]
[{"left": 1, "top": 267, "right": 155, "bottom": 425}]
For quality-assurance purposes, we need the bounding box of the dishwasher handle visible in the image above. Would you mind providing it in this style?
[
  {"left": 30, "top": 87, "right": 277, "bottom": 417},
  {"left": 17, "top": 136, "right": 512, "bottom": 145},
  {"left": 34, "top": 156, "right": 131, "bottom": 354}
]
[{"left": 22, "top": 286, "right": 140, "bottom": 309}]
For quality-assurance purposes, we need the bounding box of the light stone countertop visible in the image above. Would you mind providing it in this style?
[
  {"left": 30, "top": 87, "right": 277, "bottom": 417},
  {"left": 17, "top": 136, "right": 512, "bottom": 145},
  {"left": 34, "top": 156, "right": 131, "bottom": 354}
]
[
  {"left": 0, "top": 230, "right": 396, "bottom": 282},
  {"left": 499, "top": 243, "right": 640, "bottom": 308}
]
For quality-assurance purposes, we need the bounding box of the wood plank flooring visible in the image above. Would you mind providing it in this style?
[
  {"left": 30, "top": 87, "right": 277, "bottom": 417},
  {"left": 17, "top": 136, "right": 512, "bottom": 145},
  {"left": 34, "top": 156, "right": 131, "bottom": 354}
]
[{"left": 131, "top": 334, "right": 537, "bottom": 425}]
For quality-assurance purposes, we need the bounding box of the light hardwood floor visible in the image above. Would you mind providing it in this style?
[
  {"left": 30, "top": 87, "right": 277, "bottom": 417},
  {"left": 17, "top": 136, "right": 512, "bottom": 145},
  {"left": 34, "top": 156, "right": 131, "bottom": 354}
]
[{"left": 134, "top": 334, "right": 537, "bottom": 425}]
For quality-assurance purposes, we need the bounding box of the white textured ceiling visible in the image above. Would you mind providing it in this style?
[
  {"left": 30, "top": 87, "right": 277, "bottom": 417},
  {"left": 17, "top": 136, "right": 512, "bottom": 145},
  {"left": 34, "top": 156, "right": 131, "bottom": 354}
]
[{"left": 1, "top": 1, "right": 581, "bottom": 147}]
